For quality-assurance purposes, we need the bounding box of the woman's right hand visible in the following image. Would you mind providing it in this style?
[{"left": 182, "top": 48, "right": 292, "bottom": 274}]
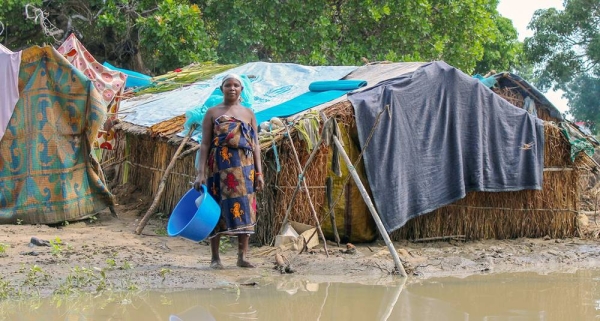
[{"left": 193, "top": 173, "right": 205, "bottom": 191}]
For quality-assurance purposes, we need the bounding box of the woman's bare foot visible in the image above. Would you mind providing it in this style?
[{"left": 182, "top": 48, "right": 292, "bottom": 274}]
[
  {"left": 237, "top": 259, "right": 255, "bottom": 268},
  {"left": 210, "top": 260, "right": 224, "bottom": 269}
]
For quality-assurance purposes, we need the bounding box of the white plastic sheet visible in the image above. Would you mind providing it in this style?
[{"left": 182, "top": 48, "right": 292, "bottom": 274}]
[{"left": 119, "top": 62, "right": 357, "bottom": 127}]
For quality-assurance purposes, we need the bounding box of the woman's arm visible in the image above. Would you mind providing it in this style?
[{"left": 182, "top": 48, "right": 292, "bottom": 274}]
[
  {"left": 193, "top": 109, "right": 215, "bottom": 191},
  {"left": 250, "top": 111, "right": 264, "bottom": 192}
]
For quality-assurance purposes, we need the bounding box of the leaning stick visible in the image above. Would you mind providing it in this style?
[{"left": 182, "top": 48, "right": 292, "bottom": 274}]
[
  {"left": 282, "top": 122, "right": 329, "bottom": 257},
  {"left": 332, "top": 135, "right": 407, "bottom": 277},
  {"left": 278, "top": 119, "right": 331, "bottom": 235},
  {"left": 381, "top": 277, "right": 407, "bottom": 320},
  {"left": 177, "top": 143, "right": 201, "bottom": 159},
  {"left": 135, "top": 125, "right": 197, "bottom": 235}
]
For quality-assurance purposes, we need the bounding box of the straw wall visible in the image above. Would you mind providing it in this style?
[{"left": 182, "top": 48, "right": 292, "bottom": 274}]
[
  {"left": 259, "top": 101, "right": 581, "bottom": 243},
  {"left": 254, "top": 101, "right": 377, "bottom": 245},
  {"left": 254, "top": 140, "right": 329, "bottom": 245},
  {"left": 105, "top": 94, "right": 583, "bottom": 244},
  {"left": 102, "top": 128, "right": 198, "bottom": 217}
]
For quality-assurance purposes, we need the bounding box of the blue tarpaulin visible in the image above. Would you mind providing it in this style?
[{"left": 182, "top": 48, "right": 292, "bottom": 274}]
[
  {"left": 255, "top": 79, "right": 367, "bottom": 123},
  {"left": 120, "top": 62, "right": 357, "bottom": 127},
  {"left": 103, "top": 62, "right": 152, "bottom": 88}
]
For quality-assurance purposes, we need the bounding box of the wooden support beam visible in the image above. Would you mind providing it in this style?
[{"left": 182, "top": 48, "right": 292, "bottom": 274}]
[{"left": 332, "top": 136, "right": 407, "bottom": 277}]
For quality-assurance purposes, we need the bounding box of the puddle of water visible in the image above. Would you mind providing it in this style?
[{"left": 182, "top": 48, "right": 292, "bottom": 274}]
[{"left": 1, "top": 269, "right": 599, "bottom": 321}]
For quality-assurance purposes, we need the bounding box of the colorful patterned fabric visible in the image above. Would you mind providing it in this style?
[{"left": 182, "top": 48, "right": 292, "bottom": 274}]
[
  {"left": 0, "top": 46, "right": 114, "bottom": 224},
  {"left": 206, "top": 115, "right": 257, "bottom": 236},
  {"left": 57, "top": 34, "right": 127, "bottom": 150}
]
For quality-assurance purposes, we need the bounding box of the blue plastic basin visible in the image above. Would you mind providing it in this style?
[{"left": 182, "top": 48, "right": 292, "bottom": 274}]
[{"left": 167, "top": 185, "right": 220, "bottom": 242}]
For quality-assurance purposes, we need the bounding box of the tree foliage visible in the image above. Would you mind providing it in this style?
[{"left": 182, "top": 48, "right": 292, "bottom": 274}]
[
  {"left": 474, "top": 15, "right": 523, "bottom": 75},
  {"left": 0, "top": 0, "right": 217, "bottom": 74},
  {"left": 524, "top": 0, "right": 600, "bottom": 91},
  {"left": 200, "top": 0, "right": 510, "bottom": 73},
  {"left": 564, "top": 75, "right": 600, "bottom": 133},
  {"left": 133, "top": 0, "right": 217, "bottom": 73},
  {"left": 524, "top": 0, "right": 600, "bottom": 131},
  {"left": 1, "top": 0, "right": 519, "bottom": 76},
  {"left": 0, "top": 0, "right": 54, "bottom": 48}
]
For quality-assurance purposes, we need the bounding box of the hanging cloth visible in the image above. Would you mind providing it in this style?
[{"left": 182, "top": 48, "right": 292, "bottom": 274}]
[
  {"left": 57, "top": 34, "right": 127, "bottom": 150},
  {"left": 0, "top": 44, "right": 21, "bottom": 142}
]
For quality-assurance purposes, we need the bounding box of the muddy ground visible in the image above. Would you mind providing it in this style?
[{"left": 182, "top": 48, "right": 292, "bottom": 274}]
[{"left": 1, "top": 187, "right": 600, "bottom": 296}]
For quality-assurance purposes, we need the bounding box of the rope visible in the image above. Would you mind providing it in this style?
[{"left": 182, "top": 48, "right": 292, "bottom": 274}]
[
  {"left": 124, "top": 161, "right": 195, "bottom": 179},
  {"left": 274, "top": 185, "right": 325, "bottom": 189},
  {"left": 445, "top": 204, "right": 579, "bottom": 213},
  {"left": 24, "top": 4, "right": 63, "bottom": 42},
  {"left": 0, "top": 21, "right": 4, "bottom": 36}
]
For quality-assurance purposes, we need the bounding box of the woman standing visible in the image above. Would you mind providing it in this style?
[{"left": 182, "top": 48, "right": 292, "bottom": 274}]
[{"left": 194, "top": 74, "right": 264, "bottom": 269}]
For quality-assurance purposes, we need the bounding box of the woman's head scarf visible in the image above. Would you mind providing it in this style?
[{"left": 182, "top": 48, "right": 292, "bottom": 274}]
[{"left": 221, "top": 74, "right": 243, "bottom": 87}]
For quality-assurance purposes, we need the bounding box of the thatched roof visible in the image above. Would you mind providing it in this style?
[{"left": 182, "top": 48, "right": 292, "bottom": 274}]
[
  {"left": 113, "top": 61, "right": 599, "bottom": 171},
  {"left": 493, "top": 72, "right": 563, "bottom": 121}
]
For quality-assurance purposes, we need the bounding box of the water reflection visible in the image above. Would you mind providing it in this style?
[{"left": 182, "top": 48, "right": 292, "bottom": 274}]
[
  {"left": 170, "top": 305, "right": 215, "bottom": 321},
  {"left": 1, "top": 269, "right": 599, "bottom": 321}
]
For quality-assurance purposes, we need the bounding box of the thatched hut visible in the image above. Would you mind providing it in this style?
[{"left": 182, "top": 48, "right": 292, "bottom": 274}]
[{"left": 103, "top": 61, "right": 598, "bottom": 245}]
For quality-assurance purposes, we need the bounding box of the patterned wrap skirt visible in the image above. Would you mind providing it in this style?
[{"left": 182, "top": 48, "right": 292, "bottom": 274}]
[{"left": 206, "top": 115, "right": 257, "bottom": 237}]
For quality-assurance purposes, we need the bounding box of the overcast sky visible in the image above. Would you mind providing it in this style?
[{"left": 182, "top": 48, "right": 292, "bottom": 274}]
[{"left": 497, "top": 0, "right": 568, "bottom": 115}]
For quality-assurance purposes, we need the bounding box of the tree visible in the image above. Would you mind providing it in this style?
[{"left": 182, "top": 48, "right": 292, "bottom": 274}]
[
  {"left": 117, "top": 0, "right": 217, "bottom": 74},
  {"left": 0, "top": 0, "right": 53, "bottom": 49},
  {"left": 524, "top": 0, "right": 600, "bottom": 91},
  {"left": 200, "top": 0, "right": 507, "bottom": 73},
  {"left": 2, "top": 0, "right": 521, "bottom": 77},
  {"left": 524, "top": 0, "right": 600, "bottom": 132},
  {"left": 564, "top": 75, "right": 600, "bottom": 133},
  {"left": 474, "top": 15, "right": 522, "bottom": 75},
  {"left": 1, "top": 0, "right": 217, "bottom": 75}
]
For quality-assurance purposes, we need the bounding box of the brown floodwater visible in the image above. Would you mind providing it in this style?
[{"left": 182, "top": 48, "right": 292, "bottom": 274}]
[{"left": 1, "top": 269, "right": 599, "bottom": 321}]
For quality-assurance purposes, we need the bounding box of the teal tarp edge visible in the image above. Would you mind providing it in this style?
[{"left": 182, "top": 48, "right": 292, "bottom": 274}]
[
  {"left": 256, "top": 90, "right": 346, "bottom": 123},
  {"left": 308, "top": 80, "right": 367, "bottom": 92},
  {"left": 255, "top": 79, "right": 367, "bottom": 123},
  {"left": 102, "top": 61, "right": 152, "bottom": 88}
]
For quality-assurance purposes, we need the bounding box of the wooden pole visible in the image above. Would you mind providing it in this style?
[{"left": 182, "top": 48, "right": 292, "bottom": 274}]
[
  {"left": 282, "top": 122, "right": 329, "bottom": 256},
  {"left": 326, "top": 177, "right": 341, "bottom": 246},
  {"left": 332, "top": 135, "right": 407, "bottom": 277},
  {"left": 381, "top": 278, "right": 407, "bottom": 320},
  {"left": 278, "top": 120, "right": 331, "bottom": 235},
  {"left": 177, "top": 143, "right": 201, "bottom": 159},
  {"left": 135, "top": 125, "right": 197, "bottom": 235}
]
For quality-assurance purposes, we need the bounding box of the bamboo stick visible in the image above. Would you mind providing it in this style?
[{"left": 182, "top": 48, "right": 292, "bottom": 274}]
[
  {"left": 332, "top": 135, "right": 407, "bottom": 277},
  {"left": 381, "top": 278, "right": 407, "bottom": 321},
  {"left": 282, "top": 122, "right": 329, "bottom": 257},
  {"left": 278, "top": 119, "right": 331, "bottom": 235},
  {"left": 135, "top": 125, "right": 197, "bottom": 235},
  {"left": 411, "top": 235, "right": 466, "bottom": 243},
  {"left": 177, "top": 143, "right": 201, "bottom": 159},
  {"left": 326, "top": 177, "right": 341, "bottom": 246},
  {"left": 543, "top": 167, "right": 574, "bottom": 171}
]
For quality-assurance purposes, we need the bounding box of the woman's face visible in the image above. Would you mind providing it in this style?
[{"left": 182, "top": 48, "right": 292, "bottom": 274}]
[{"left": 221, "top": 78, "right": 243, "bottom": 101}]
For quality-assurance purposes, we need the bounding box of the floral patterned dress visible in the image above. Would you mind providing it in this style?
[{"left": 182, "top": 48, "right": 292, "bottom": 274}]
[{"left": 206, "top": 115, "right": 257, "bottom": 237}]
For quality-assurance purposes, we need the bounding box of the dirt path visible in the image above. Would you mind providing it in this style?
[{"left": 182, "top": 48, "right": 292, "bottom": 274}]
[{"left": 1, "top": 203, "right": 600, "bottom": 297}]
